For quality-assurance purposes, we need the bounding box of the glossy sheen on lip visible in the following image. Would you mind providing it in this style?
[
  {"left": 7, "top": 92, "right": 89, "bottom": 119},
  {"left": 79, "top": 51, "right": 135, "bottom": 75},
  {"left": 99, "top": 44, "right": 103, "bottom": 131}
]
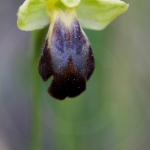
[{"left": 38, "top": 18, "right": 95, "bottom": 100}]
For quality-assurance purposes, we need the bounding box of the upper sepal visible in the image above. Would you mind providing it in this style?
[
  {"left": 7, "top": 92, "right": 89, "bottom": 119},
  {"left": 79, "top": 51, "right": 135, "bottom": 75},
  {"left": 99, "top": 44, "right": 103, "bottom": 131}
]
[
  {"left": 17, "top": 0, "right": 49, "bottom": 31},
  {"left": 60, "top": 0, "right": 80, "bottom": 8},
  {"left": 17, "top": 0, "right": 129, "bottom": 31},
  {"left": 77, "top": 0, "right": 129, "bottom": 30}
]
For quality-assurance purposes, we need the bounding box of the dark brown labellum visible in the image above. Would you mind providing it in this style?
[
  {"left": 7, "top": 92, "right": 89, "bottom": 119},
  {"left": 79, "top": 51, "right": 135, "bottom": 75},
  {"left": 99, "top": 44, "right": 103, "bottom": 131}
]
[{"left": 38, "top": 16, "right": 95, "bottom": 100}]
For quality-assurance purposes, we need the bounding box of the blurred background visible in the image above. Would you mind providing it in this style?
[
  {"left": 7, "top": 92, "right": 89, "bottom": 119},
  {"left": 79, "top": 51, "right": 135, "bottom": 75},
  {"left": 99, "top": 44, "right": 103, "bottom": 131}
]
[{"left": 1, "top": 0, "right": 150, "bottom": 150}]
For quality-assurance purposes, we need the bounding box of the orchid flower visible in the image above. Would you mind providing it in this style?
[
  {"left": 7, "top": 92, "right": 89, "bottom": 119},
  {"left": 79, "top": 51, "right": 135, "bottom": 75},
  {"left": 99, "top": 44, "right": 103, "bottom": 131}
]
[{"left": 17, "top": 0, "right": 129, "bottom": 100}]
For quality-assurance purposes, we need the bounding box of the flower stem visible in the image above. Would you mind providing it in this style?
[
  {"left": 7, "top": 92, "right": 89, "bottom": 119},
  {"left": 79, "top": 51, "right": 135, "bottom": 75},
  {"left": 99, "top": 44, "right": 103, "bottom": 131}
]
[{"left": 29, "top": 28, "right": 48, "bottom": 150}]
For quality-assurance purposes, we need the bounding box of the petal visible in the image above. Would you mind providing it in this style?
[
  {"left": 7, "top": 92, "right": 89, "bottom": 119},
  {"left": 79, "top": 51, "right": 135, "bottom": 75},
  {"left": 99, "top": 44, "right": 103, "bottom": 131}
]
[
  {"left": 60, "top": 0, "right": 80, "bottom": 8},
  {"left": 77, "top": 0, "right": 129, "bottom": 30},
  {"left": 17, "top": 0, "right": 49, "bottom": 31}
]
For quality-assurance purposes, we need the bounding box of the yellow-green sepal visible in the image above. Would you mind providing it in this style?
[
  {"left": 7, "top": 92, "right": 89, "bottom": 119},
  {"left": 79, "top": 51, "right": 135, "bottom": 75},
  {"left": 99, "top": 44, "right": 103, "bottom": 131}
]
[
  {"left": 77, "top": 0, "right": 129, "bottom": 30},
  {"left": 60, "top": 0, "right": 80, "bottom": 8},
  {"left": 17, "top": 0, "right": 49, "bottom": 31}
]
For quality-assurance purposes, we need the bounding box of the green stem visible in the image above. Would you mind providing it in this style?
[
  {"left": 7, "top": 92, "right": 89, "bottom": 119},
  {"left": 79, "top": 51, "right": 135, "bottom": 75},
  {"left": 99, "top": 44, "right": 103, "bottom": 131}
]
[{"left": 30, "top": 28, "right": 48, "bottom": 150}]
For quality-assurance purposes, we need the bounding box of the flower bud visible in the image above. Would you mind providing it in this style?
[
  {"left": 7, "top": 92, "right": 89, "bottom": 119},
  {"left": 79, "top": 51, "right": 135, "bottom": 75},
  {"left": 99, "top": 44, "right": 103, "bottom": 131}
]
[{"left": 38, "top": 9, "right": 94, "bottom": 100}]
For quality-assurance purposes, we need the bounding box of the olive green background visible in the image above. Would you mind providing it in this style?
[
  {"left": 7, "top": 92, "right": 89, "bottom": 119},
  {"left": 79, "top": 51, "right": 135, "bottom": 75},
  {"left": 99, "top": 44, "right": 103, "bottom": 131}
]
[{"left": 0, "top": 0, "right": 150, "bottom": 150}]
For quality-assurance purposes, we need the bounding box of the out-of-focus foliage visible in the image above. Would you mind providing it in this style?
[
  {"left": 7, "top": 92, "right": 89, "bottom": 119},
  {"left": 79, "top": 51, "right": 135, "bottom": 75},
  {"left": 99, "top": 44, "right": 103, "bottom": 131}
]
[{"left": 0, "top": 0, "right": 150, "bottom": 150}]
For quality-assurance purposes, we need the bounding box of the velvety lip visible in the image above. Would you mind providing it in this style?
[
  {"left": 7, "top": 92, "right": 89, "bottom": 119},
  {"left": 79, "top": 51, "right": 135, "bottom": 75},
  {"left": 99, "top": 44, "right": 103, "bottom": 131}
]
[{"left": 38, "top": 16, "right": 95, "bottom": 100}]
